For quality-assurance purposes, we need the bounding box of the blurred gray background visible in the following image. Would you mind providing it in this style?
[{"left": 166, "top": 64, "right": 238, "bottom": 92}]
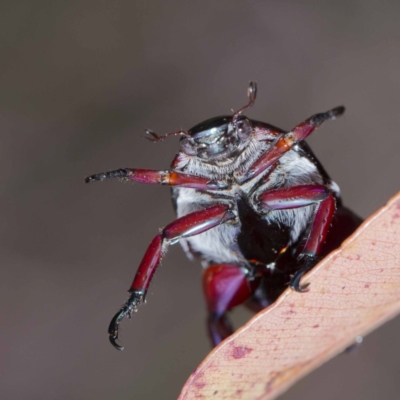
[{"left": 1, "top": 1, "right": 400, "bottom": 399}]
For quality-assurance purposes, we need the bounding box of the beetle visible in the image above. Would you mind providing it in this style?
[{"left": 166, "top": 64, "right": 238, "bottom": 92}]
[{"left": 86, "top": 82, "right": 362, "bottom": 350}]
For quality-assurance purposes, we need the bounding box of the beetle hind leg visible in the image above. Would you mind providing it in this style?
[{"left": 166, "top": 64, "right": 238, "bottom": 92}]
[
  {"left": 257, "top": 184, "right": 336, "bottom": 292},
  {"left": 207, "top": 313, "right": 234, "bottom": 348},
  {"left": 202, "top": 264, "right": 258, "bottom": 347}
]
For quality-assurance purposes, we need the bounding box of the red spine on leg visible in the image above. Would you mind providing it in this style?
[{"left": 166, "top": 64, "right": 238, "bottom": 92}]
[
  {"left": 130, "top": 233, "right": 163, "bottom": 293},
  {"left": 203, "top": 265, "right": 253, "bottom": 315}
]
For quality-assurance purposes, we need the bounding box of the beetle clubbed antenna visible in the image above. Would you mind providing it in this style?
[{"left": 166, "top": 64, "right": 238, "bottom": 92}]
[
  {"left": 145, "top": 129, "right": 189, "bottom": 143},
  {"left": 232, "top": 81, "right": 258, "bottom": 122}
]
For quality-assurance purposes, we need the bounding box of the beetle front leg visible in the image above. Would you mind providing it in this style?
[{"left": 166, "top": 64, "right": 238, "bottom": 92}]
[
  {"left": 85, "top": 168, "right": 228, "bottom": 190},
  {"left": 257, "top": 184, "right": 336, "bottom": 292},
  {"left": 238, "top": 106, "right": 345, "bottom": 183},
  {"left": 108, "top": 204, "right": 235, "bottom": 350}
]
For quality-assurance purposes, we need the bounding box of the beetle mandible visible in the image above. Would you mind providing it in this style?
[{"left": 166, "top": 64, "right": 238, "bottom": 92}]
[{"left": 86, "top": 82, "right": 362, "bottom": 350}]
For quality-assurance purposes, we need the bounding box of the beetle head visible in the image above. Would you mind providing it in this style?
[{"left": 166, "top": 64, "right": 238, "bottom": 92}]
[
  {"left": 180, "top": 82, "right": 257, "bottom": 160},
  {"left": 180, "top": 115, "right": 253, "bottom": 160}
]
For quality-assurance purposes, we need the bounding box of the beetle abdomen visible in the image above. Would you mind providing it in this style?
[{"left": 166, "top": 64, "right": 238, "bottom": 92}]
[{"left": 236, "top": 195, "right": 292, "bottom": 266}]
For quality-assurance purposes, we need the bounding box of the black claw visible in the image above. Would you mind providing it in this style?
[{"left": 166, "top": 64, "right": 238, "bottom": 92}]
[
  {"left": 109, "top": 334, "right": 124, "bottom": 351},
  {"left": 290, "top": 269, "right": 310, "bottom": 292},
  {"left": 310, "top": 106, "right": 345, "bottom": 126},
  {"left": 85, "top": 174, "right": 100, "bottom": 183},
  {"left": 289, "top": 255, "right": 319, "bottom": 292},
  {"left": 107, "top": 291, "right": 144, "bottom": 351},
  {"left": 85, "top": 169, "right": 129, "bottom": 183},
  {"left": 329, "top": 106, "right": 345, "bottom": 118},
  {"left": 108, "top": 308, "right": 127, "bottom": 351}
]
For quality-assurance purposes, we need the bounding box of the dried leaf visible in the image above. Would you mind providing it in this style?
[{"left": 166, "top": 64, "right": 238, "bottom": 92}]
[{"left": 179, "top": 191, "right": 400, "bottom": 400}]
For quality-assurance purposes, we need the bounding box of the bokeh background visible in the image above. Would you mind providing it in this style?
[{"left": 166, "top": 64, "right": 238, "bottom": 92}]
[{"left": 2, "top": 1, "right": 400, "bottom": 399}]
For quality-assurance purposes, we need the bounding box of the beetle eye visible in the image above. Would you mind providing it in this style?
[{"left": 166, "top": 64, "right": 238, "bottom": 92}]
[
  {"left": 235, "top": 118, "right": 252, "bottom": 140},
  {"left": 179, "top": 137, "right": 197, "bottom": 155}
]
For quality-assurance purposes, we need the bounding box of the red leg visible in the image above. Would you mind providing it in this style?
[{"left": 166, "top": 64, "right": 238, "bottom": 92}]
[
  {"left": 85, "top": 168, "right": 228, "bottom": 190},
  {"left": 109, "top": 204, "right": 235, "bottom": 350},
  {"left": 239, "top": 106, "right": 345, "bottom": 183},
  {"left": 202, "top": 264, "right": 258, "bottom": 346},
  {"left": 257, "top": 184, "right": 336, "bottom": 291}
]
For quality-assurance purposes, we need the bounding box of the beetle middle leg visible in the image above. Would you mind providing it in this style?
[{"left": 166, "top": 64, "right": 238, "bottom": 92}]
[
  {"left": 108, "top": 204, "right": 235, "bottom": 350},
  {"left": 257, "top": 184, "right": 336, "bottom": 292},
  {"left": 202, "top": 264, "right": 259, "bottom": 347}
]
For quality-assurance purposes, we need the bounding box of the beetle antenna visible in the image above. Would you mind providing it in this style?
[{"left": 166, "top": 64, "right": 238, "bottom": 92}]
[
  {"left": 232, "top": 81, "right": 257, "bottom": 122},
  {"left": 145, "top": 129, "right": 189, "bottom": 143}
]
